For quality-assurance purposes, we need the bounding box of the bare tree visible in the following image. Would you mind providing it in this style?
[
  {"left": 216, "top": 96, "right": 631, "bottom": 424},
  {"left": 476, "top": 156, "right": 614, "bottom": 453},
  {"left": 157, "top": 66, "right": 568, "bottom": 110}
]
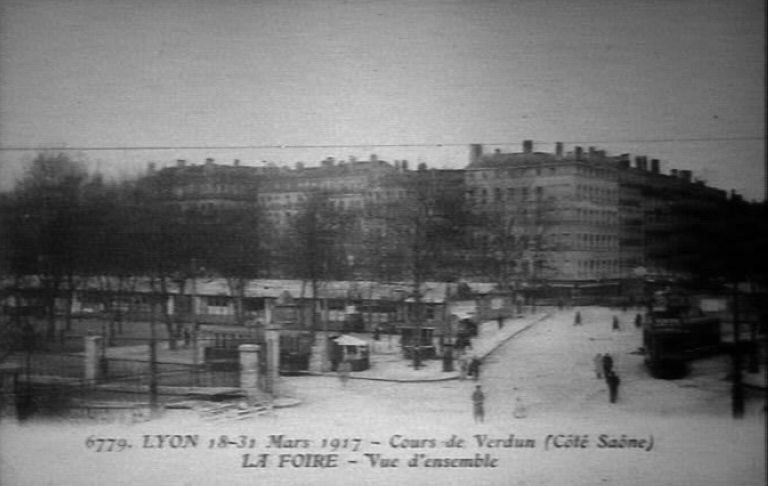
[
  {"left": 366, "top": 168, "right": 470, "bottom": 368},
  {"left": 287, "top": 190, "right": 351, "bottom": 331},
  {"left": 4, "top": 152, "right": 90, "bottom": 341}
]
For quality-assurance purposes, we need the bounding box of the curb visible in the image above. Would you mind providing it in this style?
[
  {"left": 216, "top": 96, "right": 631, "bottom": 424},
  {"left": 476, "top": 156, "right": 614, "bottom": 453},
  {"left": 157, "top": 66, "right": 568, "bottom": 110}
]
[
  {"left": 307, "top": 313, "right": 552, "bottom": 383},
  {"left": 308, "top": 371, "right": 460, "bottom": 383},
  {"left": 480, "top": 313, "right": 552, "bottom": 361}
]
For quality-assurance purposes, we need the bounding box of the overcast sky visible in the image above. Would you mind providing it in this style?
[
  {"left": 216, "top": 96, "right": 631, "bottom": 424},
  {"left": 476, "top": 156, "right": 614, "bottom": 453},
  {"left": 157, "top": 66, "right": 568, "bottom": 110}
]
[{"left": 0, "top": 0, "right": 764, "bottom": 199}]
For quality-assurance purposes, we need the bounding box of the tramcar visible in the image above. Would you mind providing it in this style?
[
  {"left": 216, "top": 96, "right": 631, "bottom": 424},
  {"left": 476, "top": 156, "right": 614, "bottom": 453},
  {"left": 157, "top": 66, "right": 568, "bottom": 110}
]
[{"left": 643, "top": 290, "right": 720, "bottom": 379}]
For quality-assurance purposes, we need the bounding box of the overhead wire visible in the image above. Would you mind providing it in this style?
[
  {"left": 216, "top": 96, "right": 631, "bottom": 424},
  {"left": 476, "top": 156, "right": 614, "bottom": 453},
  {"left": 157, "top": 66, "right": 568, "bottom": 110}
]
[{"left": 0, "top": 135, "right": 763, "bottom": 152}]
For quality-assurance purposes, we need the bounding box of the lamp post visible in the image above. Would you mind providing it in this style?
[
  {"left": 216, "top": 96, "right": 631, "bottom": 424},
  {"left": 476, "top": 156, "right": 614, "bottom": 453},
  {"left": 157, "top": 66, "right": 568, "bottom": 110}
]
[
  {"left": 189, "top": 259, "right": 202, "bottom": 386},
  {"left": 731, "top": 281, "right": 744, "bottom": 419}
]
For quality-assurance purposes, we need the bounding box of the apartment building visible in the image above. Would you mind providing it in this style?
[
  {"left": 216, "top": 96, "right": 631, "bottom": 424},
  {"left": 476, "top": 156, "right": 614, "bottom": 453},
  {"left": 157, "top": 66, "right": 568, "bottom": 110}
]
[
  {"left": 466, "top": 140, "right": 621, "bottom": 284},
  {"left": 136, "top": 140, "right": 731, "bottom": 288}
]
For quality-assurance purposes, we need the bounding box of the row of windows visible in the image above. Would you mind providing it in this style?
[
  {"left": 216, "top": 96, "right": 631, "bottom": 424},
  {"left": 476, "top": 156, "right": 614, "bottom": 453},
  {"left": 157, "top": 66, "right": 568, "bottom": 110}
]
[
  {"left": 575, "top": 184, "right": 618, "bottom": 204},
  {"left": 574, "top": 259, "right": 620, "bottom": 277},
  {"left": 269, "top": 178, "right": 368, "bottom": 193},
  {"left": 567, "top": 233, "right": 619, "bottom": 249},
  {"left": 172, "top": 183, "right": 248, "bottom": 197},
  {"left": 466, "top": 166, "right": 560, "bottom": 180},
  {"left": 576, "top": 165, "right": 615, "bottom": 181},
  {"left": 572, "top": 208, "right": 618, "bottom": 225},
  {"left": 467, "top": 164, "right": 616, "bottom": 182},
  {"left": 468, "top": 186, "right": 543, "bottom": 204},
  {"left": 259, "top": 189, "right": 407, "bottom": 206}
]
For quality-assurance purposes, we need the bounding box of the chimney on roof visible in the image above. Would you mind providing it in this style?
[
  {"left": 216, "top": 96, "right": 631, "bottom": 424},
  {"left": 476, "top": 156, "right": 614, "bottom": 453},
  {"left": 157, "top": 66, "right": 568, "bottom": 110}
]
[
  {"left": 369, "top": 154, "right": 377, "bottom": 162},
  {"left": 670, "top": 169, "right": 678, "bottom": 177},
  {"left": 205, "top": 158, "right": 214, "bottom": 165},
  {"left": 417, "top": 162, "right": 427, "bottom": 171},
  {"left": 469, "top": 144, "right": 483, "bottom": 165},
  {"left": 635, "top": 156, "right": 647, "bottom": 171},
  {"left": 574, "top": 146, "right": 583, "bottom": 161},
  {"left": 597, "top": 150, "right": 606, "bottom": 158},
  {"left": 651, "top": 159, "right": 660, "bottom": 174},
  {"left": 147, "top": 162, "right": 156, "bottom": 173},
  {"left": 234, "top": 159, "right": 240, "bottom": 166},
  {"left": 680, "top": 170, "right": 692, "bottom": 182},
  {"left": 588, "top": 146, "right": 596, "bottom": 159},
  {"left": 555, "top": 142, "right": 563, "bottom": 158},
  {"left": 618, "top": 154, "right": 630, "bottom": 169},
  {"left": 523, "top": 140, "right": 533, "bottom": 153},
  {"left": 176, "top": 159, "right": 187, "bottom": 168},
  {"left": 402, "top": 160, "right": 409, "bottom": 171}
]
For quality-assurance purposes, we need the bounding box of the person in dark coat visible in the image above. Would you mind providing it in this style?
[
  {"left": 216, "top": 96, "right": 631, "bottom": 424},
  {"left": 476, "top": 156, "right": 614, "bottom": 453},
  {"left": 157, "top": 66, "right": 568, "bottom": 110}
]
[
  {"left": 612, "top": 316, "right": 620, "bottom": 331},
  {"left": 634, "top": 313, "right": 643, "bottom": 329},
  {"left": 469, "top": 356, "right": 481, "bottom": 381},
  {"left": 602, "top": 353, "right": 614, "bottom": 376},
  {"left": 472, "top": 385, "right": 485, "bottom": 423},
  {"left": 606, "top": 371, "right": 620, "bottom": 403},
  {"left": 593, "top": 353, "right": 604, "bottom": 379},
  {"left": 574, "top": 311, "right": 582, "bottom": 326}
]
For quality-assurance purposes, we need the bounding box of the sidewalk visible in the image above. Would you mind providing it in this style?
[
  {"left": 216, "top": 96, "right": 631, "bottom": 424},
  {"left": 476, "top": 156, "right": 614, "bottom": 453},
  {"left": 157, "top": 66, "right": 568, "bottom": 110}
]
[
  {"left": 95, "top": 310, "right": 553, "bottom": 382},
  {"left": 327, "top": 310, "right": 552, "bottom": 382}
]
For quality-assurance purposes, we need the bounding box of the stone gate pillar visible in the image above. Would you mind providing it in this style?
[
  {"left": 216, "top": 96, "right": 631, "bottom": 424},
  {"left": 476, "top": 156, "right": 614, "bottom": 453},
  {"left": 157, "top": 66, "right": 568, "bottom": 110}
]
[
  {"left": 264, "top": 329, "right": 280, "bottom": 395},
  {"left": 238, "top": 344, "right": 260, "bottom": 402},
  {"left": 84, "top": 335, "right": 104, "bottom": 383}
]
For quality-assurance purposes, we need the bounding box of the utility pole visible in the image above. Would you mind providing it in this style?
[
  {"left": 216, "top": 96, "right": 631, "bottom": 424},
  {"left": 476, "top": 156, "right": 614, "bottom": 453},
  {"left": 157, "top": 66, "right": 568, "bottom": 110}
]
[
  {"left": 190, "top": 259, "right": 200, "bottom": 386},
  {"left": 731, "top": 281, "right": 744, "bottom": 418},
  {"left": 148, "top": 291, "right": 159, "bottom": 415}
]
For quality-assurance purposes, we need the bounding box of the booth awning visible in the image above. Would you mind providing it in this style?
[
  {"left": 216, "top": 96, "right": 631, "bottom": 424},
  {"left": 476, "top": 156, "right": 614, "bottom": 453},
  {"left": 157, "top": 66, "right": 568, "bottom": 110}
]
[{"left": 334, "top": 335, "right": 368, "bottom": 346}]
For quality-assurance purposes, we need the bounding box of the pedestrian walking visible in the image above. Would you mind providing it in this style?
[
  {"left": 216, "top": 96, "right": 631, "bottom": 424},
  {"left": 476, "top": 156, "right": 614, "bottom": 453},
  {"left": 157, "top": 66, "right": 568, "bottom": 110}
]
[
  {"left": 593, "top": 353, "right": 604, "bottom": 379},
  {"left": 470, "top": 356, "right": 481, "bottom": 381},
  {"left": 497, "top": 316, "right": 504, "bottom": 329},
  {"left": 574, "top": 311, "right": 582, "bottom": 326},
  {"left": 513, "top": 397, "right": 527, "bottom": 419},
  {"left": 338, "top": 360, "right": 351, "bottom": 387},
  {"left": 612, "top": 315, "right": 620, "bottom": 331},
  {"left": 606, "top": 371, "right": 621, "bottom": 403},
  {"left": 472, "top": 385, "right": 485, "bottom": 423},
  {"left": 634, "top": 313, "right": 643, "bottom": 329},
  {"left": 602, "top": 353, "right": 614, "bottom": 376}
]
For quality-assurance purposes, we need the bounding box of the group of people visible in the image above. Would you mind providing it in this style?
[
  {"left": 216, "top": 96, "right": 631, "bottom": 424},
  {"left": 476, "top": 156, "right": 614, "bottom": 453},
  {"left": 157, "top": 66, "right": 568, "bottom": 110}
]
[
  {"left": 594, "top": 352, "right": 621, "bottom": 403},
  {"left": 458, "top": 355, "right": 482, "bottom": 381},
  {"left": 471, "top": 385, "right": 527, "bottom": 423}
]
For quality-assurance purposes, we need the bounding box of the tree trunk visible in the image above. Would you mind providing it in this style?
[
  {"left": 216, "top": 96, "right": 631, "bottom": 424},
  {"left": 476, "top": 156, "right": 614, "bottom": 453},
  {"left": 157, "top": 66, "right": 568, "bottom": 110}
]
[
  {"left": 731, "top": 281, "right": 744, "bottom": 418},
  {"left": 44, "top": 276, "right": 61, "bottom": 342},
  {"left": 747, "top": 280, "right": 759, "bottom": 373},
  {"left": 64, "top": 274, "right": 75, "bottom": 332},
  {"left": 148, "top": 286, "right": 159, "bottom": 413},
  {"left": 159, "top": 276, "right": 177, "bottom": 350}
]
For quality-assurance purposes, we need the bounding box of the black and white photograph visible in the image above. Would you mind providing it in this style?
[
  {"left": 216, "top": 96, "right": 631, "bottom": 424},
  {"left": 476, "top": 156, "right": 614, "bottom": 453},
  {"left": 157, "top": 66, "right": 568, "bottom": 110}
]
[{"left": 0, "top": 1, "right": 765, "bottom": 484}]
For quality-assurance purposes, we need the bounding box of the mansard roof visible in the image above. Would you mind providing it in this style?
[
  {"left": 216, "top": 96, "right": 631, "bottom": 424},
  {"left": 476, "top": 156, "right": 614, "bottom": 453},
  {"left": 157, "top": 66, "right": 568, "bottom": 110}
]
[{"left": 468, "top": 151, "right": 558, "bottom": 169}]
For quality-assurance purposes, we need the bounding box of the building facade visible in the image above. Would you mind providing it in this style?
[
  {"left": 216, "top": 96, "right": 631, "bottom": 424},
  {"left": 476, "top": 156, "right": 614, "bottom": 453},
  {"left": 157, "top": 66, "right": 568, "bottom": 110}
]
[{"left": 136, "top": 140, "right": 731, "bottom": 289}]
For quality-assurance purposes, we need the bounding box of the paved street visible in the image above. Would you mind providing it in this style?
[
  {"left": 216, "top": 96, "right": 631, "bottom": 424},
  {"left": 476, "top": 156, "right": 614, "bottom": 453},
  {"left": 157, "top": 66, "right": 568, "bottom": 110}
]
[
  {"left": 2, "top": 307, "right": 764, "bottom": 486},
  {"left": 275, "top": 306, "right": 763, "bottom": 425}
]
